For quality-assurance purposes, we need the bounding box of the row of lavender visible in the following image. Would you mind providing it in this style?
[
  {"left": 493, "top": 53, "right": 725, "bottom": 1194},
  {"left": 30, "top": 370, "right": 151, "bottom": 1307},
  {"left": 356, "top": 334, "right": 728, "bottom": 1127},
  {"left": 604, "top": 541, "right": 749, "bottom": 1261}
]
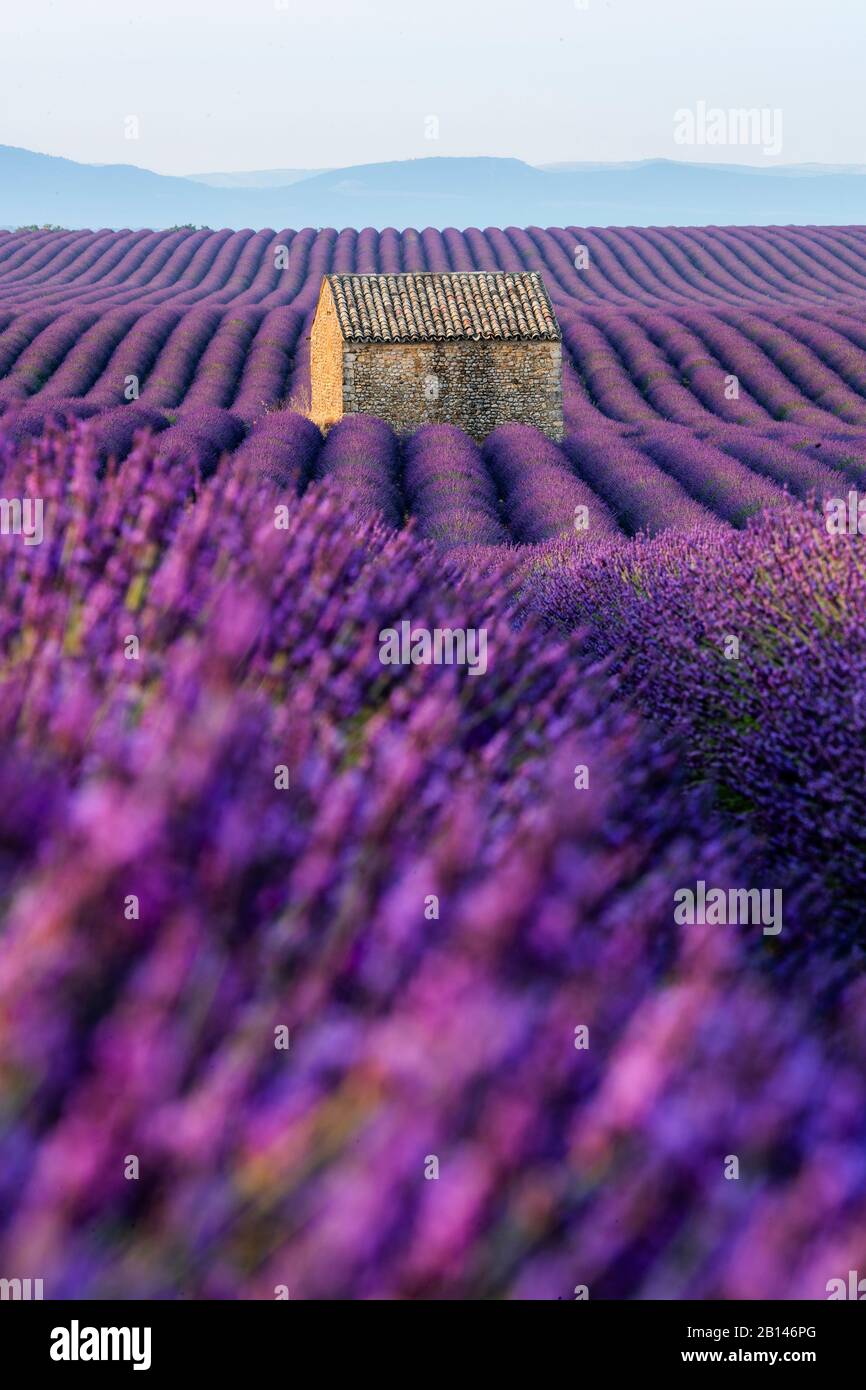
[
  {"left": 3, "top": 402, "right": 863, "bottom": 543},
  {"left": 5, "top": 297, "right": 866, "bottom": 433},
  {"left": 561, "top": 305, "right": 866, "bottom": 433},
  {"left": 0, "top": 423, "right": 865, "bottom": 1299},
  {"left": 5, "top": 300, "right": 866, "bottom": 438},
  {"left": 522, "top": 500, "right": 866, "bottom": 934},
  {"left": 4, "top": 225, "right": 866, "bottom": 314}
]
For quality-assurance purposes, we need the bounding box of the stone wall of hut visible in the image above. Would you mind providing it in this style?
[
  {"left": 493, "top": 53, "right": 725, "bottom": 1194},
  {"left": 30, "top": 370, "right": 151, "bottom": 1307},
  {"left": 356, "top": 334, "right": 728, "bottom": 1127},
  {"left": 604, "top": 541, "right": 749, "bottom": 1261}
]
[
  {"left": 338, "top": 339, "right": 563, "bottom": 441},
  {"left": 309, "top": 286, "right": 344, "bottom": 425}
]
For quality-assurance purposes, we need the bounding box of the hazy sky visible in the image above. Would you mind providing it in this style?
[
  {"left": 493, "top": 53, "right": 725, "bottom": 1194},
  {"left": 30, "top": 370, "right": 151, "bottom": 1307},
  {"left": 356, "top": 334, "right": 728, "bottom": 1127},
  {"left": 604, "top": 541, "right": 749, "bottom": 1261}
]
[{"left": 1, "top": 0, "right": 862, "bottom": 174}]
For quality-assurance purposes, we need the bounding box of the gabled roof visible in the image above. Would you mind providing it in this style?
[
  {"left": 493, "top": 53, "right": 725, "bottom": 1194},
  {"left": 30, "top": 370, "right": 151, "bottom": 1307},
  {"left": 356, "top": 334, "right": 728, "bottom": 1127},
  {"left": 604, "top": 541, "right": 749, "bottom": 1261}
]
[{"left": 323, "top": 271, "right": 561, "bottom": 344}]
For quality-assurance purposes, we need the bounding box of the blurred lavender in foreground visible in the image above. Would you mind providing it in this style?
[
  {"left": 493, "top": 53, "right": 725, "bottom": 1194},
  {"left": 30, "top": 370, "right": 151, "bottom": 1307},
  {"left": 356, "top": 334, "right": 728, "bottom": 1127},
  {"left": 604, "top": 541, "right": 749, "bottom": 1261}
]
[{"left": 0, "top": 426, "right": 863, "bottom": 1301}]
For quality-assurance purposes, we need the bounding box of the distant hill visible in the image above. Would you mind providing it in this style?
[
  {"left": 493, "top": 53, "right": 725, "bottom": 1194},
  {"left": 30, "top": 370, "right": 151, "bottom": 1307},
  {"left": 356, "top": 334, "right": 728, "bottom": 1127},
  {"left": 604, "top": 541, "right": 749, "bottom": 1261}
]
[
  {"left": 185, "top": 168, "right": 327, "bottom": 189},
  {"left": 1, "top": 145, "right": 230, "bottom": 230},
  {"left": 3, "top": 146, "right": 866, "bottom": 229}
]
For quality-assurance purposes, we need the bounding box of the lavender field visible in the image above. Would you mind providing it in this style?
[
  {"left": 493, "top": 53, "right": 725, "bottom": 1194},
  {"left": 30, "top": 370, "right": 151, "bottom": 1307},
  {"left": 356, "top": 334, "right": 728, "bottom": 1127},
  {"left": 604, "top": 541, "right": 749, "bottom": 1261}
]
[
  {"left": 0, "top": 225, "right": 865, "bottom": 1301},
  {"left": 3, "top": 225, "right": 866, "bottom": 538}
]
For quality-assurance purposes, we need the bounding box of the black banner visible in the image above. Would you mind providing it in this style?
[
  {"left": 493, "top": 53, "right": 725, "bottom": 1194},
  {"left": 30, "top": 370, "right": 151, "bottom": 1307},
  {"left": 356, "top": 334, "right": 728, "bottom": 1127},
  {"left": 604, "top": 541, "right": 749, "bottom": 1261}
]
[{"left": 0, "top": 1298, "right": 860, "bottom": 1376}]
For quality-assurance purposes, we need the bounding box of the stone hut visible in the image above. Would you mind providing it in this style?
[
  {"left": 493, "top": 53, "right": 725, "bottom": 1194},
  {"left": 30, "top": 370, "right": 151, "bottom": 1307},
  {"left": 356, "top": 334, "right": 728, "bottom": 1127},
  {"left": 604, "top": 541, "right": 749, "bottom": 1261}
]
[{"left": 310, "top": 271, "right": 563, "bottom": 441}]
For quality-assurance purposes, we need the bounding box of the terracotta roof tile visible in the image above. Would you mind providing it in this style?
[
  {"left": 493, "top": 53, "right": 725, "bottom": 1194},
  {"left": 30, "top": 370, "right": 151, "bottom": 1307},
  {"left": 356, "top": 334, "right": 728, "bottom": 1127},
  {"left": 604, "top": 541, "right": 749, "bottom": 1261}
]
[{"left": 323, "top": 272, "right": 561, "bottom": 343}]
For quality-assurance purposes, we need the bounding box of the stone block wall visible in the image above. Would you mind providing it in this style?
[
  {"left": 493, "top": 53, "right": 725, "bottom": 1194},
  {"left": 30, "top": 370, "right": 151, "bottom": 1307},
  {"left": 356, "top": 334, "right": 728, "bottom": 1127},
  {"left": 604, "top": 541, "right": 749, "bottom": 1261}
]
[{"left": 341, "top": 340, "right": 563, "bottom": 441}]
